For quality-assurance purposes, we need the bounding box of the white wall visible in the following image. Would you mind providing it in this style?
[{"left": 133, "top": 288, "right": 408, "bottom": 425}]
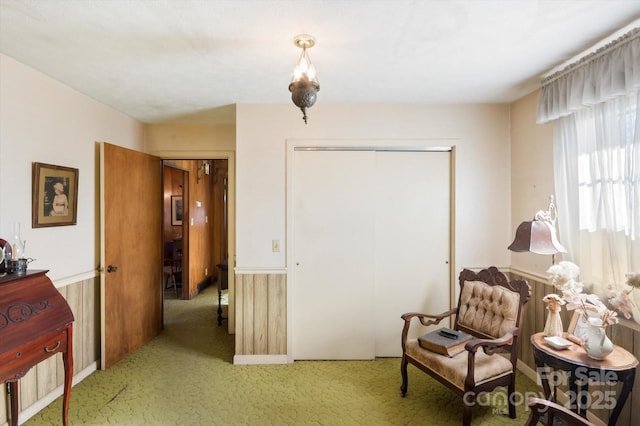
[
  {"left": 235, "top": 103, "right": 512, "bottom": 275},
  {"left": 0, "top": 53, "right": 144, "bottom": 281},
  {"left": 0, "top": 52, "right": 525, "bottom": 281},
  {"left": 509, "top": 90, "right": 556, "bottom": 276},
  {"left": 145, "top": 122, "right": 236, "bottom": 154}
]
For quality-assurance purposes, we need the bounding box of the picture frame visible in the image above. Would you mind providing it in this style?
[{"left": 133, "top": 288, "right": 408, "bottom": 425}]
[
  {"left": 567, "top": 310, "right": 590, "bottom": 343},
  {"left": 32, "top": 162, "right": 79, "bottom": 228},
  {"left": 171, "top": 195, "right": 183, "bottom": 226}
]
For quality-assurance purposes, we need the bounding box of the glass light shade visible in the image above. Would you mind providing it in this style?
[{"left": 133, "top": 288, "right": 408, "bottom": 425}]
[
  {"left": 11, "top": 222, "right": 26, "bottom": 259},
  {"left": 289, "top": 37, "right": 320, "bottom": 124},
  {"left": 292, "top": 49, "right": 318, "bottom": 84}
]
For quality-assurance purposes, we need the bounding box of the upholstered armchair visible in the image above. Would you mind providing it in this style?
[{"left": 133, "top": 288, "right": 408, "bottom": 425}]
[{"left": 400, "top": 267, "right": 530, "bottom": 426}]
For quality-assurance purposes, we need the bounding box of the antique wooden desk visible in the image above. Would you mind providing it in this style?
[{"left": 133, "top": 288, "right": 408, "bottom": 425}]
[
  {"left": 0, "top": 270, "right": 74, "bottom": 426},
  {"left": 531, "top": 332, "right": 638, "bottom": 426}
]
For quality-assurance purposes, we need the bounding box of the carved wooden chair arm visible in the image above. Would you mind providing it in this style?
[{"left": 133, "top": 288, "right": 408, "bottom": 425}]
[
  {"left": 464, "top": 328, "right": 518, "bottom": 355},
  {"left": 400, "top": 308, "right": 457, "bottom": 350},
  {"left": 401, "top": 308, "right": 457, "bottom": 326},
  {"left": 525, "top": 397, "right": 595, "bottom": 426},
  {"left": 463, "top": 328, "right": 519, "bottom": 390}
]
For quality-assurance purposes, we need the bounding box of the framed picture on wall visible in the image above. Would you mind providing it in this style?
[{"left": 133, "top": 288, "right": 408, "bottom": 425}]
[
  {"left": 171, "top": 195, "right": 183, "bottom": 226},
  {"left": 32, "top": 162, "right": 79, "bottom": 228}
]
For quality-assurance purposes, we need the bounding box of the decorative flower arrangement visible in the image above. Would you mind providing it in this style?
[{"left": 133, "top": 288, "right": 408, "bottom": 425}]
[
  {"left": 546, "top": 261, "right": 619, "bottom": 327},
  {"left": 607, "top": 273, "right": 640, "bottom": 320}
]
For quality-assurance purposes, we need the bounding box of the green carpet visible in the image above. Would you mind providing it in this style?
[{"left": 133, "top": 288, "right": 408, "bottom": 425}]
[{"left": 25, "top": 285, "right": 542, "bottom": 425}]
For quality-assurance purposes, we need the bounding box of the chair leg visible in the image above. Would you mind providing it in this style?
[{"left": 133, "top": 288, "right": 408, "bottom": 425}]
[
  {"left": 165, "top": 271, "right": 178, "bottom": 297},
  {"left": 462, "top": 390, "right": 478, "bottom": 426},
  {"left": 462, "top": 396, "right": 475, "bottom": 426},
  {"left": 508, "top": 377, "right": 516, "bottom": 419},
  {"left": 400, "top": 355, "right": 408, "bottom": 396}
]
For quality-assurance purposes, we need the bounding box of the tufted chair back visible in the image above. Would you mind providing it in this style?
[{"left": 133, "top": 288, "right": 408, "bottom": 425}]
[
  {"left": 454, "top": 267, "right": 530, "bottom": 346},
  {"left": 457, "top": 279, "right": 520, "bottom": 339}
]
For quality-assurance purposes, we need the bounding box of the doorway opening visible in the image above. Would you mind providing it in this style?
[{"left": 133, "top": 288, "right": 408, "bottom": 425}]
[{"left": 161, "top": 159, "right": 229, "bottom": 311}]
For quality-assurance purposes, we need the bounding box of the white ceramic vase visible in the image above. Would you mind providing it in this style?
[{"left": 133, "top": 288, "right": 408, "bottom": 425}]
[
  {"left": 582, "top": 317, "right": 614, "bottom": 360},
  {"left": 543, "top": 310, "right": 563, "bottom": 337}
]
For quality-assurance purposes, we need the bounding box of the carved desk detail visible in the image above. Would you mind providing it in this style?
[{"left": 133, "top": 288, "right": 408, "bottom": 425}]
[{"left": 0, "top": 270, "right": 74, "bottom": 426}]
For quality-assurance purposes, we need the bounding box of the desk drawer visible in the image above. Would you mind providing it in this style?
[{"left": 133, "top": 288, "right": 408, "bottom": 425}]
[{"left": 0, "top": 329, "right": 68, "bottom": 381}]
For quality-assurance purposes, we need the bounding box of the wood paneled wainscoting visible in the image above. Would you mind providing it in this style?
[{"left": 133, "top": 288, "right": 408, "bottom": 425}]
[
  {"left": 0, "top": 274, "right": 100, "bottom": 425},
  {"left": 233, "top": 270, "right": 287, "bottom": 365},
  {"left": 509, "top": 269, "right": 640, "bottom": 426}
]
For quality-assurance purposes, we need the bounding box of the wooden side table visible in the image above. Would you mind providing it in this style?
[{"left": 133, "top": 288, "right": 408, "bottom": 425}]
[
  {"left": 0, "top": 270, "right": 74, "bottom": 426},
  {"left": 531, "top": 332, "right": 637, "bottom": 426}
]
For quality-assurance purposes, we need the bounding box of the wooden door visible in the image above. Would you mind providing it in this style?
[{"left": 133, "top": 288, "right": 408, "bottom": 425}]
[{"left": 100, "top": 142, "right": 162, "bottom": 369}]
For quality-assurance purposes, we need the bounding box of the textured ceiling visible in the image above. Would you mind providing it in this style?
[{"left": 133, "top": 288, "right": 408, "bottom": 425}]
[{"left": 1, "top": 0, "right": 639, "bottom": 124}]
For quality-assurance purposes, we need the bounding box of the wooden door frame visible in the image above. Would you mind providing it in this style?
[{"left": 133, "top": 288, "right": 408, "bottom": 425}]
[
  {"left": 161, "top": 163, "right": 190, "bottom": 302},
  {"left": 156, "top": 150, "right": 236, "bottom": 334}
]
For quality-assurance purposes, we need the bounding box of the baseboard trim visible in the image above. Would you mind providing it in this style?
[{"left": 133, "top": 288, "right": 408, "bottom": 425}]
[
  {"left": 516, "top": 359, "right": 539, "bottom": 383},
  {"left": 234, "top": 267, "right": 287, "bottom": 275},
  {"left": 16, "top": 362, "right": 98, "bottom": 425},
  {"left": 233, "top": 354, "right": 289, "bottom": 365}
]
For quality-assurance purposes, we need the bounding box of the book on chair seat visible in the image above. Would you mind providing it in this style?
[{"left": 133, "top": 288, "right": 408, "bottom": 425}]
[{"left": 418, "top": 327, "right": 473, "bottom": 357}]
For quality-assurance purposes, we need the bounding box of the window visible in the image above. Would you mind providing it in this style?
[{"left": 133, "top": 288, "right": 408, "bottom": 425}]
[
  {"left": 577, "top": 94, "right": 637, "bottom": 236},
  {"left": 539, "top": 28, "right": 639, "bottom": 322},
  {"left": 554, "top": 92, "right": 639, "bottom": 322}
]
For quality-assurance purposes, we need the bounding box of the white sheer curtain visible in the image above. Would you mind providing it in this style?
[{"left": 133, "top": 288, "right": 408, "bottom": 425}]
[
  {"left": 540, "top": 28, "right": 640, "bottom": 323},
  {"left": 538, "top": 28, "right": 640, "bottom": 123}
]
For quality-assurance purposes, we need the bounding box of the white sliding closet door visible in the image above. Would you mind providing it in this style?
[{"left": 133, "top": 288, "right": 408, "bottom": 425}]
[
  {"left": 374, "top": 151, "right": 450, "bottom": 357},
  {"left": 292, "top": 150, "right": 376, "bottom": 360},
  {"left": 291, "top": 147, "right": 450, "bottom": 360}
]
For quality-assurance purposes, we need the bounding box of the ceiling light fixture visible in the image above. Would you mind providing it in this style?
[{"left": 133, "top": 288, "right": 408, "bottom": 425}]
[{"left": 289, "top": 34, "right": 320, "bottom": 124}]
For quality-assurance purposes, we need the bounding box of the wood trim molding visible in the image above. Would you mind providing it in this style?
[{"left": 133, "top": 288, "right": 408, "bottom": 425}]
[
  {"left": 235, "top": 267, "right": 287, "bottom": 275},
  {"left": 507, "top": 267, "right": 548, "bottom": 285},
  {"left": 52, "top": 270, "right": 99, "bottom": 289},
  {"left": 233, "top": 354, "right": 288, "bottom": 365}
]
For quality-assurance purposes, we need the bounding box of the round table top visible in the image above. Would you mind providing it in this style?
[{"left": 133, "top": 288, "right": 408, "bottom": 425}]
[{"left": 531, "top": 332, "right": 638, "bottom": 371}]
